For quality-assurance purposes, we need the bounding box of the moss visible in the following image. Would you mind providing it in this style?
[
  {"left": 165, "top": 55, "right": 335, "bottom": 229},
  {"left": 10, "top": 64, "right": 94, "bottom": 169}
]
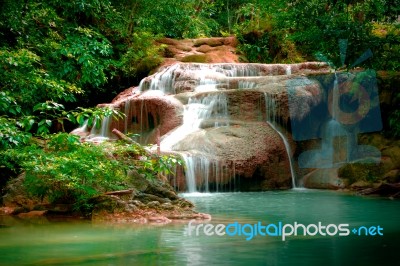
[
  {"left": 136, "top": 56, "right": 164, "bottom": 76},
  {"left": 180, "top": 54, "right": 207, "bottom": 63},
  {"left": 338, "top": 163, "right": 385, "bottom": 185}
]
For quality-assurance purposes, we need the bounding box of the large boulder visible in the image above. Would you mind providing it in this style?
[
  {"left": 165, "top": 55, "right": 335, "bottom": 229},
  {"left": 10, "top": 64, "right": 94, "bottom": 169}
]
[{"left": 170, "top": 122, "right": 293, "bottom": 191}]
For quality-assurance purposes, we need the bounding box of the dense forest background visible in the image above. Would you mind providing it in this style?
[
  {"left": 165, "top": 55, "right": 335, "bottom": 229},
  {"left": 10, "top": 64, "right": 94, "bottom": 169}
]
[{"left": 0, "top": 0, "right": 399, "bottom": 212}]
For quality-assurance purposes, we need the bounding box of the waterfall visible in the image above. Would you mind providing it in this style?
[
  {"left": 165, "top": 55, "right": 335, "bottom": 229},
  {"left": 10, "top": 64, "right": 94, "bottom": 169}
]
[
  {"left": 181, "top": 154, "right": 198, "bottom": 193},
  {"left": 264, "top": 93, "right": 297, "bottom": 188},
  {"left": 100, "top": 115, "right": 112, "bottom": 137},
  {"left": 81, "top": 111, "right": 115, "bottom": 143},
  {"left": 286, "top": 66, "right": 292, "bottom": 75},
  {"left": 180, "top": 154, "right": 211, "bottom": 193},
  {"left": 238, "top": 80, "right": 256, "bottom": 89},
  {"left": 70, "top": 120, "right": 88, "bottom": 137},
  {"left": 177, "top": 154, "right": 236, "bottom": 193},
  {"left": 161, "top": 93, "right": 230, "bottom": 193},
  {"left": 332, "top": 73, "right": 339, "bottom": 120},
  {"left": 296, "top": 72, "right": 349, "bottom": 168},
  {"left": 139, "top": 64, "right": 179, "bottom": 94},
  {"left": 124, "top": 99, "right": 131, "bottom": 134}
]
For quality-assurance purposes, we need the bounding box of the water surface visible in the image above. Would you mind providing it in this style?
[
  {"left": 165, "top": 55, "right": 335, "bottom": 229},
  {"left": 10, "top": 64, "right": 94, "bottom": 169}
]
[{"left": 0, "top": 190, "right": 399, "bottom": 265}]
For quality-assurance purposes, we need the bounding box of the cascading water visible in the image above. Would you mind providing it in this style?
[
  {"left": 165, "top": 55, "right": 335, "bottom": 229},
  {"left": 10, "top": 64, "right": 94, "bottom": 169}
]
[
  {"left": 160, "top": 92, "right": 230, "bottom": 192},
  {"left": 286, "top": 66, "right": 292, "bottom": 75},
  {"left": 264, "top": 92, "right": 297, "bottom": 188},
  {"left": 160, "top": 93, "right": 229, "bottom": 151},
  {"left": 139, "top": 64, "right": 180, "bottom": 94},
  {"left": 124, "top": 99, "right": 131, "bottom": 134},
  {"left": 180, "top": 153, "right": 211, "bottom": 193},
  {"left": 83, "top": 111, "right": 116, "bottom": 143}
]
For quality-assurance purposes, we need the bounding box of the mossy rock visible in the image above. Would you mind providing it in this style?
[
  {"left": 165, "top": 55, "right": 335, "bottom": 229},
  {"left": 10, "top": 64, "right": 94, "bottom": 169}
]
[
  {"left": 163, "top": 46, "right": 177, "bottom": 58},
  {"left": 90, "top": 195, "right": 127, "bottom": 213},
  {"left": 358, "top": 133, "right": 390, "bottom": 150},
  {"left": 381, "top": 145, "right": 400, "bottom": 169},
  {"left": 180, "top": 54, "right": 208, "bottom": 63},
  {"left": 197, "top": 45, "right": 213, "bottom": 53},
  {"left": 136, "top": 56, "right": 164, "bottom": 76},
  {"left": 338, "top": 162, "right": 385, "bottom": 184},
  {"left": 128, "top": 170, "right": 150, "bottom": 191},
  {"left": 176, "top": 44, "right": 192, "bottom": 52}
]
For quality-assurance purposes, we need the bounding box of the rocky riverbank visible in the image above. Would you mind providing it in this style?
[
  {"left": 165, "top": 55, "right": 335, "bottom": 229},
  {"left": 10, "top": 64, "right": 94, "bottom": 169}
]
[{"left": 0, "top": 171, "right": 211, "bottom": 224}]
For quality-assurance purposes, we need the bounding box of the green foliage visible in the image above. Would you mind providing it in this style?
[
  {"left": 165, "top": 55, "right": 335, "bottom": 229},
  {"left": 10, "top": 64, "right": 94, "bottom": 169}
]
[
  {"left": 0, "top": 92, "right": 21, "bottom": 117},
  {"left": 1, "top": 134, "right": 180, "bottom": 212},
  {"left": 371, "top": 23, "right": 400, "bottom": 71},
  {"left": 231, "top": 1, "right": 303, "bottom": 63},
  {"left": 21, "top": 142, "right": 127, "bottom": 209},
  {"left": 54, "top": 27, "right": 115, "bottom": 88},
  {"left": 68, "top": 106, "right": 125, "bottom": 129},
  {"left": 111, "top": 141, "right": 183, "bottom": 179},
  {"left": 0, "top": 117, "right": 32, "bottom": 149},
  {"left": 0, "top": 87, "right": 124, "bottom": 147},
  {"left": 0, "top": 48, "right": 82, "bottom": 112},
  {"left": 281, "top": 0, "right": 400, "bottom": 69},
  {"left": 119, "top": 32, "right": 165, "bottom": 77},
  {"left": 237, "top": 31, "right": 271, "bottom": 63},
  {"left": 134, "top": 0, "right": 219, "bottom": 38}
]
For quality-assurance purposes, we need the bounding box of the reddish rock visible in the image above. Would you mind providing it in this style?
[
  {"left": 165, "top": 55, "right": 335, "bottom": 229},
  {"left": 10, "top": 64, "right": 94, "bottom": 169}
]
[{"left": 155, "top": 37, "right": 240, "bottom": 68}]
